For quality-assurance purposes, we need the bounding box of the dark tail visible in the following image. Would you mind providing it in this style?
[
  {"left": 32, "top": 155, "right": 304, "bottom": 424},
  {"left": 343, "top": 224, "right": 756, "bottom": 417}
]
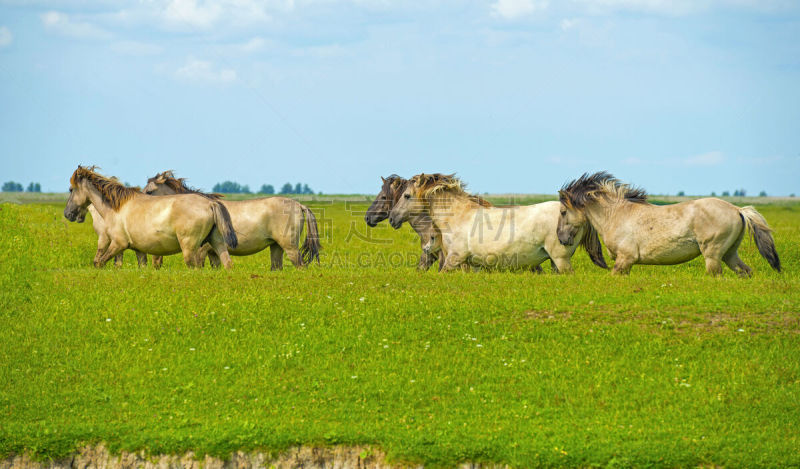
[
  {"left": 739, "top": 206, "right": 781, "bottom": 272},
  {"left": 211, "top": 201, "right": 238, "bottom": 249},
  {"left": 581, "top": 223, "right": 608, "bottom": 269},
  {"left": 299, "top": 205, "right": 321, "bottom": 264}
]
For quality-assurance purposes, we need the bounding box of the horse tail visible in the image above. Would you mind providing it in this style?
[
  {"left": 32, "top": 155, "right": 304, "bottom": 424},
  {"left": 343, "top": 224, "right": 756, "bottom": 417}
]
[
  {"left": 299, "top": 205, "right": 321, "bottom": 265},
  {"left": 580, "top": 223, "right": 608, "bottom": 269},
  {"left": 739, "top": 206, "right": 781, "bottom": 272},
  {"left": 211, "top": 201, "right": 238, "bottom": 249}
]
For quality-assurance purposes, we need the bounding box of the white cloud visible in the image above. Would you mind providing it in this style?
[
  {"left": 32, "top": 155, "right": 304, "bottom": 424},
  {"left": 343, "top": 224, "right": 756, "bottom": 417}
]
[
  {"left": 241, "top": 37, "right": 266, "bottom": 53},
  {"left": 41, "top": 11, "right": 112, "bottom": 39},
  {"left": 0, "top": 26, "right": 12, "bottom": 48},
  {"left": 491, "top": 0, "right": 548, "bottom": 20},
  {"left": 559, "top": 18, "right": 578, "bottom": 31},
  {"left": 572, "top": 0, "right": 793, "bottom": 16},
  {"left": 163, "top": 0, "right": 222, "bottom": 29},
  {"left": 574, "top": 0, "right": 695, "bottom": 15},
  {"left": 110, "top": 40, "right": 163, "bottom": 55},
  {"left": 684, "top": 151, "right": 724, "bottom": 166},
  {"left": 174, "top": 58, "right": 237, "bottom": 84}
]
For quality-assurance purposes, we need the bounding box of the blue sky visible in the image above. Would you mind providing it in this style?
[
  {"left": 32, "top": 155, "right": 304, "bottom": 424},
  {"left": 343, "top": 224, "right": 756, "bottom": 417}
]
[{"left": 1, "top": 0, "right": 798, "bottom": 195}]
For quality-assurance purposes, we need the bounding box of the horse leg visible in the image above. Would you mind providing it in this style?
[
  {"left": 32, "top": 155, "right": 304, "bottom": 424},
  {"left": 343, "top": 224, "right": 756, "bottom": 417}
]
[
  {"left": 531, "top": 264, "right": 544, "bottom": 274},
  {"left": 270, "top": 244, "right": 285, "bottom": 271},
  {"left": 114, "top": 252, "right": 124, "bottom": 268},
  {"left": 207, "top": 251, "right": 221, "bottom": 269},
  {"left": 284, "top": 245, "right": 304, "bottom": 269},
  {"left": 135, "top": 250, "right": 147, "bottom": 267},
  {"left": 207, "top": 231, "right": 233, "bottom": 269},
  {"left": 611, "top": 255, "right": 634, "bottom": 275},
  {"left": 722, "top": 230, "right": 752, "bottom": 277},
  {"left": 442, "top": 252, "right": 467, "bottom": 272},
  {"left": 94, "top": 232, "right": 111, "bottom": 266},
  {"left": 417, "top": 251, "right": 433, "bottom": 271},
  {"left": 723, "top": 252, "right": 752, "bottom": 278},
  {"left": 551, "top": 257, "right": 574, "bottom": 274},
  {"left": 152, "top": 255, "right": 163, "bottom": 270},
  {"left": 96, "top": 241, "right": 126, "bottom": 268}
]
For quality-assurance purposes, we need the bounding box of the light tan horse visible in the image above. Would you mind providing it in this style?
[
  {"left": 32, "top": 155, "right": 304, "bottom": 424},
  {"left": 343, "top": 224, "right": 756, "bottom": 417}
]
[
  {"left": 143, "top": 171, "right": 320, "bottom": 270},
  {"left": 75, "top": 204, "right": 147, "bottom": 267},
  {"left": 388, "top": 173, "right": 607, "bottom": 273},
  {"left": 64, "top": 166, "right": 238, "bottom": 268},
  {"left": 558, "top": 171, "right": 781, "bottom": 276}
]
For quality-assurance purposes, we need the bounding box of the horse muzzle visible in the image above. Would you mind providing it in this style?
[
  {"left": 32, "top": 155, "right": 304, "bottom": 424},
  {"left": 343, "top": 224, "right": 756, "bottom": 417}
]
[
  {"left": 557, "top": 230, "right": 574, "bottom": 246},
  {"left": 64, "top": 209, "right": 79, "bottom": 222},
  {"left": 388, "top": 215, "right": 402, "bottom": 229}
]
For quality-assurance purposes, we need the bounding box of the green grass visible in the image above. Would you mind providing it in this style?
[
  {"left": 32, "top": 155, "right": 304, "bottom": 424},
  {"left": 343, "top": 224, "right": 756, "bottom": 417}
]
[{"left": 1, "top": 200, "right": 799, "bottom": 467}]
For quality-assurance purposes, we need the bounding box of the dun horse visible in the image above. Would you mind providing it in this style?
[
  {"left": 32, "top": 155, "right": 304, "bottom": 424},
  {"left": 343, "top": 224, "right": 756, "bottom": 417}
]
[
  {"left": 365, "top": 175, "right": 448, "bottom": 271},
  {"left": 558, "top": 172, "right": 781, "bottom": 276},
  {"left": 388, "top": 173, "right": 607, "bottom": 273},
  {"left": 64, "top": 166, "right": 238, "bottom": 268},
  {"left": 144, "top": 171, "right": 320, "bottom": 270}
]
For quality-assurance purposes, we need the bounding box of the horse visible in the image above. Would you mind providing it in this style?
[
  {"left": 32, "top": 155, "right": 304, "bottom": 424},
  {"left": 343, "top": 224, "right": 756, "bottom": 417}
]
[
  {"left": 143, "top": 171, "right": 321, "bottom": 270},
  {"left": 365, "top": 175, "right": 446, "bottom": 271},
  {"left": 64, "top": 166, "right": 238, "bottom": 269},
  {"left": 75, "top": 204, "right": 148, "bottom": 267},
  {"left": 388, "top": 173, "right": 607, "bottom": 273},
  {"left": 557, "top": 171, "right": 781, "bottom": 276}
]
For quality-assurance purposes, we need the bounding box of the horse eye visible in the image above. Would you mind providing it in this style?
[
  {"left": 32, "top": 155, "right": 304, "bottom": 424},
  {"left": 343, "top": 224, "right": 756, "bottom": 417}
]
[{"left": 404, "top": 194, "right": 411, "bottom": 199}]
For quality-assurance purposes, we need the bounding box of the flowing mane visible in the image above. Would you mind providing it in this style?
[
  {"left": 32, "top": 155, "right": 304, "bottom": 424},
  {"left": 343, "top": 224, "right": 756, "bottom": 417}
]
[
  {"left": 148, "top": 170, "right": 223, "bottom": 199},
  {"left": 70, "top": 165, "right": 141, "bottom": 211},
  {"left": 559, "top": 171, "right": 647, "bottom": 209},
  {"left": 382, "top": 174, "right": 409, "bottom": 205},
  {"left": 409, "top": 173, "right": 493, "bottom": 207}
]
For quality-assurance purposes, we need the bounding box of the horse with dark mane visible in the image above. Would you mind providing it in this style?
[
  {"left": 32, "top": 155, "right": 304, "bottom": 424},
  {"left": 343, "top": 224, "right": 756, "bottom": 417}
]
[
  {"left": 64, "top": 166, "right": 237, "bottom": 268},
  {"left": 558, "top": 171, "right": 781, "bottom": 275},
  {"left": 389, "top": 173, "right": 606, "bottom": 273},
  {"left": 144, "top": 171, "right": 320, "bottom": 270},
  {"left": 364, "top": 175, "right": 453, "bottom": 271}
]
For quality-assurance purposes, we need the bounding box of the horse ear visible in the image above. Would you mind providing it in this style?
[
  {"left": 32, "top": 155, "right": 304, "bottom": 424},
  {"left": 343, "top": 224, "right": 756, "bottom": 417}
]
[{"left": 381, "top": 176, "right": 386, "bottom": 183}]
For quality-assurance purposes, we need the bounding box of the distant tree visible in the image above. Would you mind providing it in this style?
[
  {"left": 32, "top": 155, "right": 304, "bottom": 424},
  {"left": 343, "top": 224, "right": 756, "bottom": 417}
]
[
  {"left": 759, "top": 191, "right": 767, "bottom": 197},
  {"left": 722, "top": 191, "right": 730, "bottom": 197},
  {"left": 733, "top": 189, "right": 747, "bottom": 197},
  {"left": 711, "top": 191, "right": 716, "bottom": 197},
  {"left": 677, "top": 191, "right": 685, "bottom": 196},
  {"left": 213, "top": 181, "right": 244, "bottom": 193},
  {"left": 259, "top": 184, "right": 275, "bottom": 195},
  {"left": 26, "top": 182, "right": 42, "bottom": 192},
  {"left": 302, "top": 184, "right": 313, "bottom": 195},
  {"left": 294, "top": 183, "right": 303, "bottom": 194},
  {"left": 242, "top": 185, "right": 251, "bottom": 194},
  {"left": 280, "top": 183, "right": 294, "bottom": 194},
  {"left": 2, "top": 181, "right": 23, "bottom": 192},
  {"left": 791, "top": 194, "right": 796, "bottom": 198}
]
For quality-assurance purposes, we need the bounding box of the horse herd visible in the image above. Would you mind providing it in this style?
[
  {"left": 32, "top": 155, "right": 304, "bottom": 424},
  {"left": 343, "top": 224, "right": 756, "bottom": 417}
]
[{"left": 63, "top": 166, "right": 781, "bottom": 276}]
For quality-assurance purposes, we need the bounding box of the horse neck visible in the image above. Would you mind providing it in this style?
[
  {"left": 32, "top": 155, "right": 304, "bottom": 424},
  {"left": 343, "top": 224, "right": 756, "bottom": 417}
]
[
  {"left": 158, "top": 183, "right": 180, "bottom": 195},
  {"left": 83, "top": 182, "right": 115, "bottom": 220},
  {"left": 425, "top": 191, "right": 472, "bottom": 226},
  {"left": 583, "top": 198, "right": 624, "bottom": 236}
]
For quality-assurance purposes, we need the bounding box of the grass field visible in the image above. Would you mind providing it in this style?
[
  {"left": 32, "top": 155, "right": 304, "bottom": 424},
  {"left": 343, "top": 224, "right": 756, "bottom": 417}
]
[{"left": 1, "top": 195, "right": 799, "bottom": 467}]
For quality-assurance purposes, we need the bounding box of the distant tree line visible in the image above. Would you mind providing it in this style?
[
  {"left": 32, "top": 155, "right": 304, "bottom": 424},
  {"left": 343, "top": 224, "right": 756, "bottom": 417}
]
[
  {"left": 212, "top": 181, "right": 314, "bottom": 195},
  {"left": 2, "top": 181, "right": 41, "bottom": 192}
]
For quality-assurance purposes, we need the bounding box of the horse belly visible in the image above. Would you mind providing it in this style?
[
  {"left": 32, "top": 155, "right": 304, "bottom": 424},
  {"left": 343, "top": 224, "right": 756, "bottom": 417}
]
[
  {"left": 639, "top": 238, "right": 700, "bottom": 265},
  {"left": 130, "top": 233, "right": 182, "bottom": 256},
  {"left": 468, "top": 237, "right": 547, "bottom": 269},
  {"left": 227, "top": 217, "right": 271, "bottom": 256}
]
